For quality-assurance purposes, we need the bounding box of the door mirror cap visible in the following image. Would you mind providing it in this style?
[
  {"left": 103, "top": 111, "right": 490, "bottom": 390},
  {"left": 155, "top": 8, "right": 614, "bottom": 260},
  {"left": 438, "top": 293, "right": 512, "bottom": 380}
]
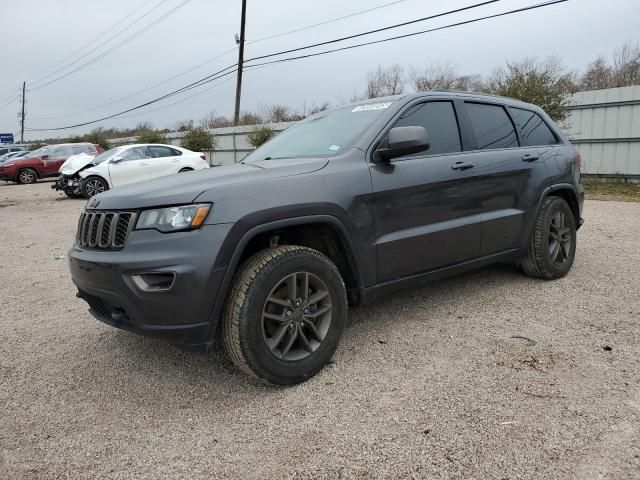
[
  {"left": 41, "top": 154, "right": 49, "bottom": 160},
  {"left": 374, "top": 126, "right": 430, "bottom": 163},
  {"left": 110, "top": 156, "right": 123, "bottom": 164}
]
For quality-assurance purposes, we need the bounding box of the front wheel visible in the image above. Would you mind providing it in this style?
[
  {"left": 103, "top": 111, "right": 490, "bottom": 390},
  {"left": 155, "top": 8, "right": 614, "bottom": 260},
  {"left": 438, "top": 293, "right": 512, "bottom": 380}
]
[
  {"left": 81, "top": 176, "right": 109, "bottom": 198},
  {"left": 222, "top": 246, "right": 348, "bottom": 385},
  {"left": 521, "top": 197, "right": 577, "bottom": 279}
]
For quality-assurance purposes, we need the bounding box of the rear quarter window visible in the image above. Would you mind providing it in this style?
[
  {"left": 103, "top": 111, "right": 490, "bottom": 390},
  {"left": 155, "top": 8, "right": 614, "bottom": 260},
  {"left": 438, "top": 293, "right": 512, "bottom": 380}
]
[{"left": 509, "top": 108, "right": 558, "bottom": 146}]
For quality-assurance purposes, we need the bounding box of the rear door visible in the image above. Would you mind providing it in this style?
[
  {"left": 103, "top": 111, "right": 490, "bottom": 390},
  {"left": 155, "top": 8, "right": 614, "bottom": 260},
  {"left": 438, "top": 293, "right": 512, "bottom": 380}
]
[
  {"left": 369, "top": 100, "right": 483, "bottom": 282},
  {"left": 460, "top": 102, "right": 550, "bottom": 255},
  {"left": 107, "top": 146, "right": 152, "bottom": 187},
  {"left": 147, "top": 146, "right": 181, "bottom": 179}
]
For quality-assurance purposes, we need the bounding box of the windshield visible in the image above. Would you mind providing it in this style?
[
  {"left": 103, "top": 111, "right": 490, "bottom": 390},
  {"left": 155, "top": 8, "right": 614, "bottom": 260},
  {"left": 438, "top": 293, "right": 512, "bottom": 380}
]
[
  {"left": 92, "top": 146, "right": 125, "bottom": 164},
  {"left": 29, "top": 146, "right": 51, "bottom": 157},
  {"left": 243, "top": 102, "right": 393, "bottom": 162}
]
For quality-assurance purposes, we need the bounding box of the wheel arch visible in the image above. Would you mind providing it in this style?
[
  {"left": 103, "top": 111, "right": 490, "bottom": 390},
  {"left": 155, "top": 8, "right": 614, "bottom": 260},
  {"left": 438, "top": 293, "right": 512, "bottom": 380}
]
[
  {"left": 206, "top": 215, "right": 364, "bottom": 342},
  {"left": 545, "top": 184, "right": 581, "bottom": 229}
]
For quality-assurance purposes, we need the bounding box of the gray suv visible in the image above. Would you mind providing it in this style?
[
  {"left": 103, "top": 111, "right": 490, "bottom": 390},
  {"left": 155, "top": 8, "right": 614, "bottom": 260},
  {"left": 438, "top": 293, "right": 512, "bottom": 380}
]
[{"left": 69, "top": 91, "right": 584, "bottom": 384}]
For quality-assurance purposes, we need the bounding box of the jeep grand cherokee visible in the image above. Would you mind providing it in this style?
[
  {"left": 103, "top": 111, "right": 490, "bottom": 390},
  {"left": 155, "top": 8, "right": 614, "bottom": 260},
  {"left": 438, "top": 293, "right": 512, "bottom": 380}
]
[{"left": 69, "top": 91, "right": 584, "bottom": 385}]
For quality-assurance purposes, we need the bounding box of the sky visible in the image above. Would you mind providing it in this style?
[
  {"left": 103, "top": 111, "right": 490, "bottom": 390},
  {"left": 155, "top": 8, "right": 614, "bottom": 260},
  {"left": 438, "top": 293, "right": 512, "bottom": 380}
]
[{"left": 0, "top": 0, "right": 638, "bottom": 140}]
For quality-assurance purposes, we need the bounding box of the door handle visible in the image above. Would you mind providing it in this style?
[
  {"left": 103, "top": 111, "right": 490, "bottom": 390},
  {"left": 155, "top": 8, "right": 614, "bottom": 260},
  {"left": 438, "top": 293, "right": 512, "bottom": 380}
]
[
  {"left": 522, "top": 154, "right": 540, "bottom": 162},
  {"left": 451, "top": 161, "right": 474, "bottom": 171}
]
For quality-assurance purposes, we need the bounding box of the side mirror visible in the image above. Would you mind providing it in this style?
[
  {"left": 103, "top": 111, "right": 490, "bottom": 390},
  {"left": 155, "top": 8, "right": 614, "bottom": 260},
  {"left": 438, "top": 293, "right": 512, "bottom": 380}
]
[
  {"left": 41, "top": 154, "right": 49, "bottom": 160},
  {"left": 374, "top": 126, "right": 430, "bottom": 163},
  {"left": 110, "top": 156, "right": 123, "bottom": 164}
]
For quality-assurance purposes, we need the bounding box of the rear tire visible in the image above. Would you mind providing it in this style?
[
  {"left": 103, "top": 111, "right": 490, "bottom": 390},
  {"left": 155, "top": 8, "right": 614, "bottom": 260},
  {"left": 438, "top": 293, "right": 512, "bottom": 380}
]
[
  {"left": 521, "top": 197, "right": 576, "bottom": 279},
  {"left": 17, "top": 168, "right": 38, "bottom": 184},
  {"left": 222, "top": 245, "right": 347, "bottom": 385},
  {"left": 81, "top": 176, "right": 109, "bottom": 198}
]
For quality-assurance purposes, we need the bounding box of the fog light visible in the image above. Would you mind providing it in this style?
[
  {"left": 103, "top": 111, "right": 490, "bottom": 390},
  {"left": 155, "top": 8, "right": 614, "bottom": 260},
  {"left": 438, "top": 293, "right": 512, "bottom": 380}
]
[{"left": 131, "top": 272, "right": 176, "bottom": 292}]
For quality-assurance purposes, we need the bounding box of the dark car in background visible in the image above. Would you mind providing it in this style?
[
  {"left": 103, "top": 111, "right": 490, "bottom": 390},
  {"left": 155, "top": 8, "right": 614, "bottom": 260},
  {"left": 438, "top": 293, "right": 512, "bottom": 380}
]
[
  {"left": 0, "top": 143, "right": 102, "bottom": 184},
  {"left": 68, "top": 91, "right": 584, "bottom": 385}
]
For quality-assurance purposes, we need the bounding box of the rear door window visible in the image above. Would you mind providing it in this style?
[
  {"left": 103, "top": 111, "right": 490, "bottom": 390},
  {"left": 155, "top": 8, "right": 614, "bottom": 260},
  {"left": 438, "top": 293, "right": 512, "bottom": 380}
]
[
  {"left": 465, "top": 102, "right": 518, "bottom": 150},
  {"left": 391, "top": 101, "right": 462, "bottom": 156},
  {"left": 148, "top": 146, "right": 175, "bottom": 158},
  {"left": 509, "top": 108, "right": 558, "bottom": 146}
]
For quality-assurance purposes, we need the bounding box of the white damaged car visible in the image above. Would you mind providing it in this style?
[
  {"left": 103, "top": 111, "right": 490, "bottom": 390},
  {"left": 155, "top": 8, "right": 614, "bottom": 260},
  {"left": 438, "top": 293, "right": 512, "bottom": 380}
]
[{"left": 53, "top": 144, "right": 209, "bottom": 198}]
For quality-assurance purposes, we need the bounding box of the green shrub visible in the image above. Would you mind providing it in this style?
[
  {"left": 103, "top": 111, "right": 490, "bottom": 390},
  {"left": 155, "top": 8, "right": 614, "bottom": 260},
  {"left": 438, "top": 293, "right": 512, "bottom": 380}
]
[
  {"left": 137, "top": 129, "right": 168, "bottom": 144},
  {"left": 180, "top": 127, "right": 216, "bottom": 152},
  {"left": 247, "top": 125, "right": 275, "bottom": 149}
]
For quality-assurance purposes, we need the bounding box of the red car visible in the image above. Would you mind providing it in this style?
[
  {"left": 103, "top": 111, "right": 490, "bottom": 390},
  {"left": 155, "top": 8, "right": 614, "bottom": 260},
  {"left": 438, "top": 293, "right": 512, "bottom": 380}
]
[{"left": 0, "top": 143, "right": 103, "bottom": 184}]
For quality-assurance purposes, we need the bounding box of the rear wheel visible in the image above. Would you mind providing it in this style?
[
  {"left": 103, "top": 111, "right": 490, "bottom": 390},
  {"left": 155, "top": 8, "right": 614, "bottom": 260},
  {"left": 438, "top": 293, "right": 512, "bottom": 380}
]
[
  {"left": 17, "top": 168, "right": 38, "bottom": 184},
  {"left": 521, "top": 197, "right": 576, "bottom": 279},
  {"left": 222, "top": 245, "right": 347, "bottom": 385},
  {"left": 81, "top": 176, "right": 109, "bottom": 198}
]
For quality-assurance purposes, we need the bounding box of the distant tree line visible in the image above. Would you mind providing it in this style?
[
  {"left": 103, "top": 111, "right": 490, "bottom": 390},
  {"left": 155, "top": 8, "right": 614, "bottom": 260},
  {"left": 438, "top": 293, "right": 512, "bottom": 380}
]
[{"left": 30, "top": 43, "right": 639, "bottom": 148}]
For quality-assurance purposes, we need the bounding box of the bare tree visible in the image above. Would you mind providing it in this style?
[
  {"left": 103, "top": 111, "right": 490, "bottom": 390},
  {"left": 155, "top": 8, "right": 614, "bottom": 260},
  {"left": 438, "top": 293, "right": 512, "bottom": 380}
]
[
  {"left": 308, "top": 101, "right": 331, "bottom": 115},
  {"left": 200, "top": 111, "right": 232, "bottom": 129},
  {"left": 366, "top": 64, "right": 404, "bottom": 98},
  {"left": 579, "top": 43, "right": 640, "bottom": 90},
  {"left": 611, "top": 43, "right": 640, "bottom": 87},
  {"left": 410, "top": 61, "right": 485, "bottom": 92}
]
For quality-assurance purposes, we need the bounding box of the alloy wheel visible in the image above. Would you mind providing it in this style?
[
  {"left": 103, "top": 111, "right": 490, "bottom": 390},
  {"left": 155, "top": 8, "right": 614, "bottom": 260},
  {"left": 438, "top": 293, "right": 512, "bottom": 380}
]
[
  {"left": 85, "top": 179, "right": 105, "bottom": 197},
  {"left": 19, "top": 170, "right": 35, "bottom": 183},
  {"left": 549, "top": 211, "right": 572, "bottom": 265},
  {"left": 261, "top": 271, "right": 333, "bottom": 361}
]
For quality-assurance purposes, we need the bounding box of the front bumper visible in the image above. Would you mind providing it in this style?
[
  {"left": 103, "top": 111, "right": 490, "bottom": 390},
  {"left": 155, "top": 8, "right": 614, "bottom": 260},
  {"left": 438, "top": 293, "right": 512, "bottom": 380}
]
[
  {"left": 69, "top": 223, "right": 233, "bottom": 346},
  {"left": 52, "top": 174, "right": 79, "bottom": 192}
]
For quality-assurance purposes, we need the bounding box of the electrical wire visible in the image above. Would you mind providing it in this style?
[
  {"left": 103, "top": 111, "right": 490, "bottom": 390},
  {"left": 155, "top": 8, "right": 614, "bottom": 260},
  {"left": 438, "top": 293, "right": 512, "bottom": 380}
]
[
  {"left": 28, "top": 0, "right": 162, "bottom": 83},
  {"left": 246, "top": 0, "right": 408, "bottom": 44},
  {"left": 30, "top": 0, "right": 191, "bottom": 91},
  {"left": 26, "top": 0, "right": 568, "bottom": 132}
]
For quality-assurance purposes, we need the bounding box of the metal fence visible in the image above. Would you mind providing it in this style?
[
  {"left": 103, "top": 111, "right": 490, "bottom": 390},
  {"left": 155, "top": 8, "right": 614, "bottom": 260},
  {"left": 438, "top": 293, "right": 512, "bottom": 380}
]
[{"left": 564, "top": 86, "right": 640, "bottom": 178}]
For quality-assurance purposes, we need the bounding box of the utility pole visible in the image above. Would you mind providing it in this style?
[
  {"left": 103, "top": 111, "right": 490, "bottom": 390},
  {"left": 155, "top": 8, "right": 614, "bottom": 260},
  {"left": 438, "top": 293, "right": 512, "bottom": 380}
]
[
  {"left": 233, "top": 0, "right": 247, "bottom": 126},
  {"left": 20, "top": 81, "right": 26, "bottom": 144}
]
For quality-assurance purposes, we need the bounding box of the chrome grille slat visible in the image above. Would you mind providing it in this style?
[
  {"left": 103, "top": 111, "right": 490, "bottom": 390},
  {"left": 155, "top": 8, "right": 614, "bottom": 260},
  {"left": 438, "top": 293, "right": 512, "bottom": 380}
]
[{"left": 76, "top": 210, "right": 136, "bottom": 250}]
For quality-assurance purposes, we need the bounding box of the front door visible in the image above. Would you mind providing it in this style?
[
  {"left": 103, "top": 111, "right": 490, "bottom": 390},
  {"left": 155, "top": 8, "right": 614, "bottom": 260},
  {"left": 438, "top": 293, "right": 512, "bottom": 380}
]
[
  {"left": 369, "top": 100, "right": 482, "bottom": 282},
  {"left": 42, "top": 146, "right": 70, "bottom": 175},
  {"left": 107, "top": 146, "right": 151, "bottom": 187}
]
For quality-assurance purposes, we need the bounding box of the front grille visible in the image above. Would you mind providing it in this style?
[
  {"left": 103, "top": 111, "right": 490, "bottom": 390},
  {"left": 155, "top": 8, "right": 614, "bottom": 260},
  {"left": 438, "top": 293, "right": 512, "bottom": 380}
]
[{"left": 76, "top": 211, "right": 137, "bottom": 249}]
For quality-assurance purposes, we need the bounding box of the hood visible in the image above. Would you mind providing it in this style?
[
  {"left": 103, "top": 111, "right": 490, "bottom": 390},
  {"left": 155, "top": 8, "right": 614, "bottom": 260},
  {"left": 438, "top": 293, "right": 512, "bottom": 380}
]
[
  {"left": 59, "top": 153, "right": 95, "bottom": 174},
  {"left": 88, "top": 157, "right": 329, "bottom": 210}
]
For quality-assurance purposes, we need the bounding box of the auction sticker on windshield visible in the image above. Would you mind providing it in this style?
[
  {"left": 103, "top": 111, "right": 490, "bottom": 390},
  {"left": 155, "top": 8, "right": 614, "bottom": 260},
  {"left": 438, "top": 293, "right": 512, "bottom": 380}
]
[{"left": 352, "top": 102, "right": 392, "bottom": 112}]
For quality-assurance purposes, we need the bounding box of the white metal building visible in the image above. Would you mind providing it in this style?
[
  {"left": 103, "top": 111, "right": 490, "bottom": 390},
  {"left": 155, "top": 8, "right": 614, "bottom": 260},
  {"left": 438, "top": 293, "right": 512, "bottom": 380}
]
[{"left": 564, "top": 86, "right": 640, "bottom": 178}]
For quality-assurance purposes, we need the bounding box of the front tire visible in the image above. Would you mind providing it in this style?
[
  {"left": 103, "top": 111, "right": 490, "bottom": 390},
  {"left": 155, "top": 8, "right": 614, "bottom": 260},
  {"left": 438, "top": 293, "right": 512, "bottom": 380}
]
[
  {"left": 81, "top": 176, "right": 109, "bottom": 198},
  {"left": 521, "top": 197, "right": 576, "bottom": 279},
  {"left": 17, "top": 168, "right": 38, "bottom": 184},
  {"left": 222, "top": 246, "right": 348, "bottom": 385}
]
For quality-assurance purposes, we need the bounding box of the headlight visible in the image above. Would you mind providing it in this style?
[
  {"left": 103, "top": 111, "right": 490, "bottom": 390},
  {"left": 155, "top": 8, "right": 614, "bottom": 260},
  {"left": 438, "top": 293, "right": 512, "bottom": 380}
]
[{"left": 136, "top": 204, "right": 211, "bottom": 232}]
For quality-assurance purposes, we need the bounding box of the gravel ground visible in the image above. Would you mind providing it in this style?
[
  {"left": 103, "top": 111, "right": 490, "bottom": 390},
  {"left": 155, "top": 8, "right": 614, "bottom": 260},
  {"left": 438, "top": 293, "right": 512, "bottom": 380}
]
[{"left": 1, "top": 180, "right": 639, "bottom": 479}]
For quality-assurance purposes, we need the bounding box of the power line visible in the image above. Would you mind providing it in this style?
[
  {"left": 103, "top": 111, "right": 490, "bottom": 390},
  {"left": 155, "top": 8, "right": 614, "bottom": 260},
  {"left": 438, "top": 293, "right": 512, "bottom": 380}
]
[
  {"left": 30, "top": 0, "right": 191, "bottom": 91},
  {"left": 30, "top": 0, "right": 410, "bottom": 120},
  {"left": 27, "top": 0, "right": 568, "bottom": 132},
  {"left": 243, "top": 0, "right": 502, "bottom": 64},
  {"left": 245, "top": 0, "right": 569, "bottom": 69},
  {"left": 246, "top": 0, "right": 408, "bottom": 44},
  {"left": 28, "top": 0, "right": 162, "bottom": 83}
]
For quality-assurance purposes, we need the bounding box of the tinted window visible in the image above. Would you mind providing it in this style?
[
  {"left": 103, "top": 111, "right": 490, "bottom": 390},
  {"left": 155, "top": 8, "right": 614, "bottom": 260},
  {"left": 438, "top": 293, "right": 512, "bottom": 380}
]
[
  {"left": 510, "top": 108, "right": 558, "bottom": 146},
  {"left": 392, "top": 101, "right": 461, "bottom": 155},
  {"left": 466, "top": 103, "right": 518, "bottom": 150},
  {"left": 148, "top": 146, "right": 176, "bottom": 158}
]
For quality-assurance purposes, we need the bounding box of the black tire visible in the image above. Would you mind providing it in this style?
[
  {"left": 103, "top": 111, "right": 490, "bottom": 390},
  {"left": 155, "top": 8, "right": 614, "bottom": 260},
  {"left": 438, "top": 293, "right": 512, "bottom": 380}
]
[
  {"left": 81, "top": 176, "right": 109, "bottom": 198},
  {"left": 521, "top": 197, "right": 576, "bottom": 279},
  {"left": 17, "top": 168, "right": 38, "bottom": 184},
  {"left": 222, "top": 245, "right": 348, "bottom": 385},
  {"left": 64, "top": 188, "right": 80, "bottom": 199},
  {"left": 178, "top": 167, "right": 193, "bottom": 173}
]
